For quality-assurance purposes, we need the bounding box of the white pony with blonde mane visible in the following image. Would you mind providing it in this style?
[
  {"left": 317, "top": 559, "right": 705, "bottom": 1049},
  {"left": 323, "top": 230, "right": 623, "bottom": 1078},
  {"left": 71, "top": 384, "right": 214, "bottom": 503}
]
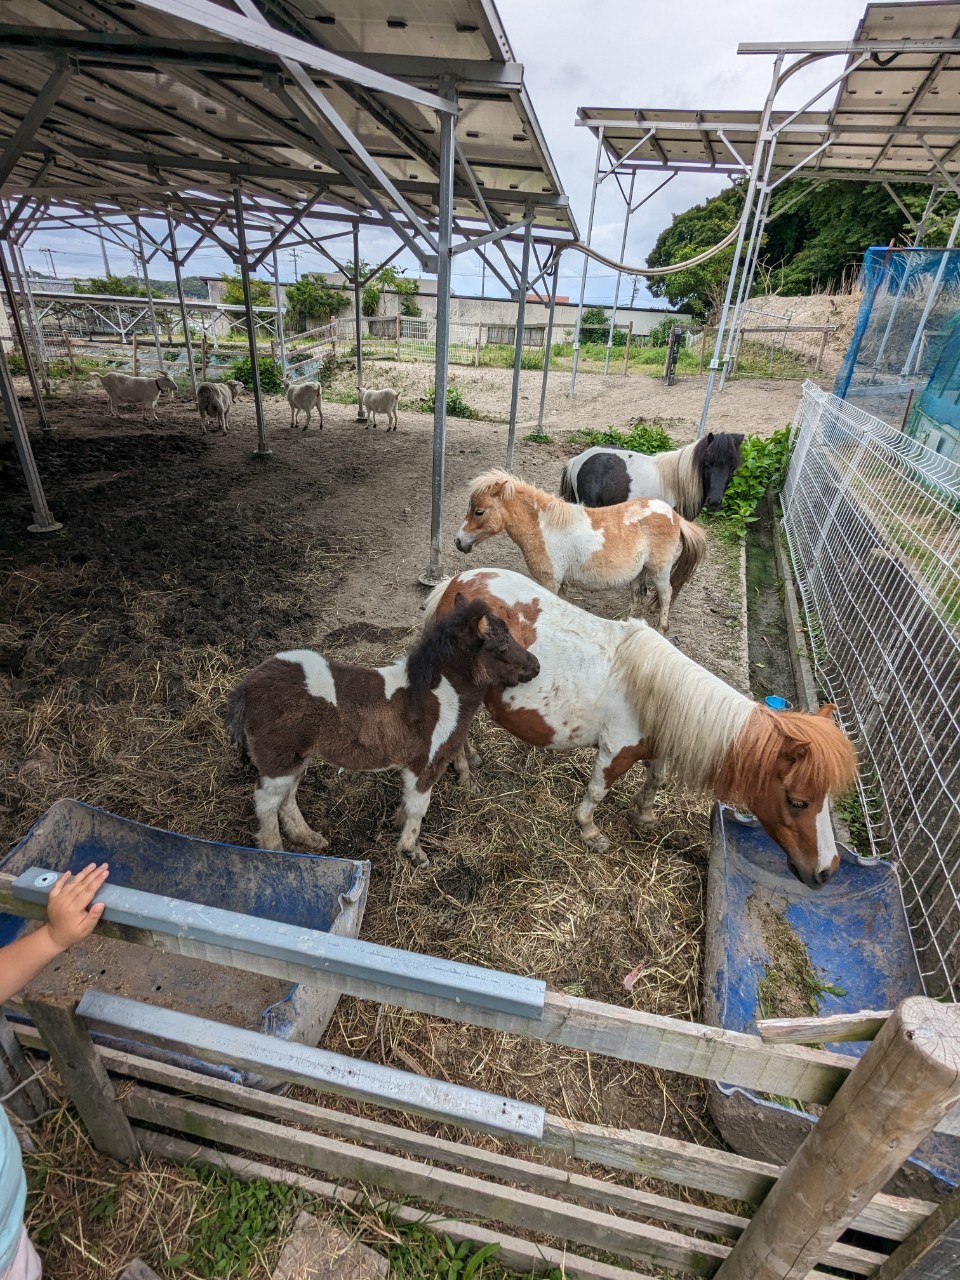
[{"left": 425, "top": 568, "right": 857, "bottom": 890}]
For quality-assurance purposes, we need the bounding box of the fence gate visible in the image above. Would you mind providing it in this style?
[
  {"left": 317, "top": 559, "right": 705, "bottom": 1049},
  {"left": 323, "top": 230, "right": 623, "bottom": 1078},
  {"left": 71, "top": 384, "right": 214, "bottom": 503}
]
[{"left": 781, "top": 380, "right": 960, "bottom": 999}]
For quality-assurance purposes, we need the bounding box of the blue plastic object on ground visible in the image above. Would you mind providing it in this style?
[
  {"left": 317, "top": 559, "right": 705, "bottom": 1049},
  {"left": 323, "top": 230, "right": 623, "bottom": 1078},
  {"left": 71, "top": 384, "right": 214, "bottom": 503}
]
[
  {"left": 704, "top": 803, "right": 960, "bottom": 1191},
  {"left": 0, "top": 799, "right": 370, "bottom": 1087}
]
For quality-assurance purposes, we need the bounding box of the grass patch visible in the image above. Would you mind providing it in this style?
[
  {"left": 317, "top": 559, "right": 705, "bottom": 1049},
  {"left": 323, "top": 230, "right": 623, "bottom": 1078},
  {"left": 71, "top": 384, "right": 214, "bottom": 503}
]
[
  {"left": 575, "top": 420, "right": 675, "bottom": 453},
  {"left": 833, "top": 787, "right": 872, "bottom": 855},
  {"left": 378, "top": 1217, "right": 561, "bottom": 1279},
  {"left": 420, "top": 384, "right": 481, "bottom": 420},
  {"left": 523, "top": 431, "right": 553, "bottom": 444}
]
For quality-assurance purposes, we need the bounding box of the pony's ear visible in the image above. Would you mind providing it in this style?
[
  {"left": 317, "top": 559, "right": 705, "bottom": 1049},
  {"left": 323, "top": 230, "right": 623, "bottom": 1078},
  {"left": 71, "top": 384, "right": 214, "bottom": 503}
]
[
  {"left": 783, "top": 741, "right": 810, "bottom": 767},
  {"left": 453, "top": 591, "right": 466, "bottom": 609},
  {"left": 816, "top": 703, "right": 837, "bottom": 721},
  {"left": 733, "top": 432, "right": 745, "bottom": 443},
  {"left": 476, "top": 613, "right": 491, "bottom": 637},
  {"left": 706, "top": 432, "right": 714, "bottom": 443}
]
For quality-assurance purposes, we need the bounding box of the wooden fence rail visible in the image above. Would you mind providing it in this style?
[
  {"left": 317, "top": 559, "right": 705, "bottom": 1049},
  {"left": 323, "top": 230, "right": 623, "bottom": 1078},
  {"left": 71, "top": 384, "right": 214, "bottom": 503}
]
[{"left": 3, "top": 877, "right": 960, "bottom": 1278}]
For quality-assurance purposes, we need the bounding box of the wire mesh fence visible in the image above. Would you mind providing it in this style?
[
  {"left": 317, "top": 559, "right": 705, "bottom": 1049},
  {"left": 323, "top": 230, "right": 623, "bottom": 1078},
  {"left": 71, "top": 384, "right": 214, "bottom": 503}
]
[{"left": 781, "top": 380, "right": 960, "bottom": 999}]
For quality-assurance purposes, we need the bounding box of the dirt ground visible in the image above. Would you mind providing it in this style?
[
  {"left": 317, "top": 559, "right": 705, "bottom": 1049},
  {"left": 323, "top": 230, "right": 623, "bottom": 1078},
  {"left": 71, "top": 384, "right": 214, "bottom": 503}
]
[{"left": 0, "top": 366, "right": 812, "bottom": 1202}]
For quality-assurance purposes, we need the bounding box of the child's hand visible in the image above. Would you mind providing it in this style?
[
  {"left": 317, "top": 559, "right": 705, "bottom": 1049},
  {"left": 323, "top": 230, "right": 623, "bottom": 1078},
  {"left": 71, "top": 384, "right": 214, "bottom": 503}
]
[{"left": 46, "top": 862, "right": 109, "bottom": 951}]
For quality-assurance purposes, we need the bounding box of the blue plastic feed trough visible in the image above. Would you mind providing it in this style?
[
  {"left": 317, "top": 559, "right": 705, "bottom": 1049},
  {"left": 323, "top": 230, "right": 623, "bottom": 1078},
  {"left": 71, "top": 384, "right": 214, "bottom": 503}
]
[
  {"left": 704, "top": 803, "right": 960, "bottom": 1196},
  {"left": 0, "top": 800, "right": 370, "bottom": 1088}
]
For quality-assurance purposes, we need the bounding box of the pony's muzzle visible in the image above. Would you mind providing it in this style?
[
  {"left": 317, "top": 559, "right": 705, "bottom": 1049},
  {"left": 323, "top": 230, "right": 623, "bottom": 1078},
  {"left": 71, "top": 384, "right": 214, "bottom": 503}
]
[
  {"left": 455, "top": 534, "right": 473, "bottom": 553},
  {"left": 788, "top": 860, "right": 837, "bottom": 890},
  {"left": 519, "top": 655, "right": 540, "bottom": 683}
]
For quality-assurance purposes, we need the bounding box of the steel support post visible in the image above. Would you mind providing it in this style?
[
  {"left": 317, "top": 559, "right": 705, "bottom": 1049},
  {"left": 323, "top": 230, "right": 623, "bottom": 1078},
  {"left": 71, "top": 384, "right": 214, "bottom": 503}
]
[
  {"left": 134, "top": 218, "right": 163, "bottom": 368},
  {"left": 697, "top": 54, "right": 783, "bottom": 437},
  {"left": 352, "top": 223, "right": 366, "bottom": 422},
  {"left": 420, "top": 95, "right": 456, "bottom": 587},
  {"left": 536, "top": 254, "right": 561, "bottom": 432},
  {"left": 233, "top": 188, "right": 270, "bottom": 456},
  {"left": 570, "top": 126, "right": 605, "bottom": 398},
  {"left": 0, "top": 242, "right": 50, "bottom": 429},
  {"left": 720, "top": 181, "right": 773, "bottom": 390},
  {"left": 506, "top": 217, "right": 533, "bottom": 470},
  {"left": 0, "top": 342, "right": 61, "bottom": 532},
  {"left": 605, "top": 172, "right": 636, "bottom": 375},
  {"left": 272, "top": 249, "right": 287, "bottom": 375},
  {"left": 165, "top": 214, "right": 198, "bottom": 401},
  {"left": 9, "top": 243, "right": 50, "bottom": 394}
]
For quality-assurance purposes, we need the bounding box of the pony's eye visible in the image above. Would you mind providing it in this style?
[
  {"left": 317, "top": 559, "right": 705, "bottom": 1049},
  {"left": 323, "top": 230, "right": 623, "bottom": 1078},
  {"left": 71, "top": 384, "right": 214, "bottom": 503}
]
[
  {"left": 473, "top": 508, "right": 486, "bottom": 518},
  {"left": 788, "top": 798, "right": 809, "bottom": 811}
]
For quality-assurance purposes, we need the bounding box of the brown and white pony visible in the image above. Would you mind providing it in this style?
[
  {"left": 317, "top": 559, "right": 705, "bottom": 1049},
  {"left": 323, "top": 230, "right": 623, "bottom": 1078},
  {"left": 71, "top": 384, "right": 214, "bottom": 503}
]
[
  {"left": 559, "top": 433, "right": 744, "bottom": 517},
  {"left": 455, "top": 470, "right": 706, "bottom": 632},
  {"left": 226, "top": 597, "right": 539, "bottom": 865},
  {"left": 425, "top": 568, "right": 857, "bottom": 889}
]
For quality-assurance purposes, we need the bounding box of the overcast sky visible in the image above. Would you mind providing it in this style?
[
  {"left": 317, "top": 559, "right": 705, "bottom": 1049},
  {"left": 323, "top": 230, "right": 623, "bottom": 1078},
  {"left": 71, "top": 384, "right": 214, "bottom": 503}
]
[{"left": 22, "top": 0, "right": 869, "bottom": 306}]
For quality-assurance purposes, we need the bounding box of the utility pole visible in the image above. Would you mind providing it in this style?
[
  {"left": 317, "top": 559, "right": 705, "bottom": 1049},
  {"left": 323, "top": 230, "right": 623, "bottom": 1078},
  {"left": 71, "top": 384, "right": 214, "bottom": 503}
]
[
  {"left": 290, "top": 247, "right": 301, "bottom": 281},
  {"left": 42, "top": 248, "right": 58, "bottom": 279}
]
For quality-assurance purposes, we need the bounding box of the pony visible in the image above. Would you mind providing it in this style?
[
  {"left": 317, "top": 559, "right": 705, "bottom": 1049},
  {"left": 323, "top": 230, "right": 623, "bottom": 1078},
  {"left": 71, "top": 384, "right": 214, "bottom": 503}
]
[
  {"left": 226, "top": 596, "right": 539, "bottom": 865},
  {"left": 424, "top": 568, "right": 857, "bottom": 889},
  {"left": 455, "top": 470, "right": 706, "bottom": 632},
  {"left": 559, "top": 433, "right": 744, "bottom": 518}
]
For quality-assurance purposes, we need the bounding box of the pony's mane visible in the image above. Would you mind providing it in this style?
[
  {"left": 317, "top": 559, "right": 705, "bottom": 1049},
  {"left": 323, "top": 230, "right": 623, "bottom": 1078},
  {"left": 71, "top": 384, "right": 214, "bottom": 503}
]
[
  {"left": 469, "top": 469, "right": 573, "bottom": 522},
  {"left": 663, "top": 441, "right": 705, "bottom": 521},
  {"left": 613, "top": 625, "right": 752, "bottom": 788},
  {"left": 715, "top": 707, "right": 857, "bottom": 805},
  {"left": 407, "top": 597, "right": 488, "bottom": 692},
  {"left": 613, "top": 628, "right": 857, "bottom": 798}
]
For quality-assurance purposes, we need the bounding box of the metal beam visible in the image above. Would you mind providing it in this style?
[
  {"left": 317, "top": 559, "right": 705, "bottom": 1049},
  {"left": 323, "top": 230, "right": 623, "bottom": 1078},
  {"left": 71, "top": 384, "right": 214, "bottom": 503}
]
[
  {"left": 233, "top": 187, "right": 270, "bottom": 456},
  {"left": 0, "top": 60, "right": 72, "bottom": 188},
  {"left": 339, "top": 53, "right": 523, "bottom": 90},
  {"left": 128, "top": 0, "right": 457, "bottom": 113},
  {"left": 0, "top": 344, "right": 60, "bottom": 533},
  {"left": 506, "top": 216, "right": 533, "bottom": 470},
  {"left": 739, "top": 39, "right": 960, "bottom": 54},
  {"left": 0, "top": 241, "right": 50, "bottom": 429},
  {"left": 451, "top": 219, "right": 530, "bottom": 257}
]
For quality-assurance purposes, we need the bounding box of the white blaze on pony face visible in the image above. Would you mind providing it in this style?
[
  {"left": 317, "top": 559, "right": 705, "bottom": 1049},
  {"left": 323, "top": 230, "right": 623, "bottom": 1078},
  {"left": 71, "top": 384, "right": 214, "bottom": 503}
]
[
  {"left": 427, "top": 676, "right": 461, "bottom": 764},
  {"left": 277, "top": 649, "right": 337, "bottom": 704},
  {"left": 816, "top": 801, "right": 840, "bottom": 877}
]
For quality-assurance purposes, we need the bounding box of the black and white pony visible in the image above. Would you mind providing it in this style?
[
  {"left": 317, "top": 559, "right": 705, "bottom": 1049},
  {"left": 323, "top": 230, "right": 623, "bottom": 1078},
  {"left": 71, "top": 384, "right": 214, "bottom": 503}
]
[{"left": 559, "top": 433, "right": 744, "bottom": 519}]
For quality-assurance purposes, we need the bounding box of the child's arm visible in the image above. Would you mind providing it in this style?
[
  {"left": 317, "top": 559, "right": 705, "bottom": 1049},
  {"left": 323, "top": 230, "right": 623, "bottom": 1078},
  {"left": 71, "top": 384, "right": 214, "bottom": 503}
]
[{"left": 0, "top": 862, "right": 109, "bottom": 1004}]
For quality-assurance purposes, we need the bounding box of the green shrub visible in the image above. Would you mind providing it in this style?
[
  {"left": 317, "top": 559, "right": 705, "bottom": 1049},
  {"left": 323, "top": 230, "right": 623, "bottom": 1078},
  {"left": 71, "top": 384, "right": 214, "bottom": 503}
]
[
  {"left": 229, "top": 354, "right": 285, "bottom": 394},
  {"left": 422, "top": 384, "right": 480, "bottom": 419},
  {"left": 646, "top": 318, "right": 675, "bottom": 347},
  {"left": 524, "top": 431, "right": 553, "bottom": 444},
  {"left": 6, "top": 351, "right": 27, "bottom": 376},
  {"left": 577, "top": 420, "right": 675, "bottom": 454},
  {"left": 708, "top": 425, "right": 794, "bottom": 538},
  {"left": 578, "top": 304, "right": 609, "bottom": 345}
]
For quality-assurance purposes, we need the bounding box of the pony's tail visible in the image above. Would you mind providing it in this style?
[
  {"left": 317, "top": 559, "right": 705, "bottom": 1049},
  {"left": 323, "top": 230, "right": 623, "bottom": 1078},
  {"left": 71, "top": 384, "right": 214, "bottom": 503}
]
[
  {"left": 558, "top": 462, "right": 577, "bottom": 503},
  {"left": 224, "top": 683, "right": 250, "bottom": 761},
  {"left": 421, "top": 577, "right": 452, "bottom": 628},
  {"left": 671, "top": 517, "right": 707, "bottom": 594}
]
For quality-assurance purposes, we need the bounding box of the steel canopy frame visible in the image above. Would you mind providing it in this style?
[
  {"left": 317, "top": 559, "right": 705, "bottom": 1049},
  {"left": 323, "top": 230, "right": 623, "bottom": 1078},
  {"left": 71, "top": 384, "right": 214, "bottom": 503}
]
[
  {"left": 570, "top": 1, "right": 960, "bottom": 431},
  {"left": 0, "top": 0, "right": 575, "bottom": 577}
]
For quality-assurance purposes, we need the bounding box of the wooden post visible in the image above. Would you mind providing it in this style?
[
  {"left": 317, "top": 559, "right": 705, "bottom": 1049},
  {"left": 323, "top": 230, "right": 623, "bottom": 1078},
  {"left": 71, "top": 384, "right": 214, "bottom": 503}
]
[
  {"left": 870, "top": 1183, "right": 960, "bottom": 1280},
  {"left": 65, "top": 334, "right": 76, "bottom": 380},
  {"left": 24, "top": 997, "right": 138, "bottom": 1164},
  {"left": 201, "top": 331, "right": 208, "bottom": 382},
  {"left": 0, "top": 1011, "right": 46, "bottom": 1118},
  {"left": 700, "top": 326, "right": 708, "bottom": 374},
  {"left": 396, "top": 311, "right": 402, "bottom": 361},
  {"left": 815, "top": 326, "right": 830, "bottom": 373},
  {"left": 132, "top": 331, "right": 139, "bottom": 376},
  {"left": 715, "top": 998, "right": 960, "bottom": 1280},
  {"left": 475, "top": 321, "right": 482, "bottom": 367},
  {"left": 622, "top": 321, "right": 633, "bottom": 375}
]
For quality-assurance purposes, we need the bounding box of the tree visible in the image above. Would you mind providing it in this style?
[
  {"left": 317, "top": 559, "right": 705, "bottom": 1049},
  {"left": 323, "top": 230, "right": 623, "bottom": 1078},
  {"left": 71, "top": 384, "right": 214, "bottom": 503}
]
[
  {"left": 75, "top": 274, "right": 146, "bottom": 297},
  {"left": 220, "top": 269, "right": 272, "bottom": 307},
  {"left": 645, "top": 184, "right": 743, "bottom": 320},
  {"left": 284, "top": 274, "right": 347, "bottom": 331},
  {"left": 344, "top": 260, "right": 420, "bottom": 316}
]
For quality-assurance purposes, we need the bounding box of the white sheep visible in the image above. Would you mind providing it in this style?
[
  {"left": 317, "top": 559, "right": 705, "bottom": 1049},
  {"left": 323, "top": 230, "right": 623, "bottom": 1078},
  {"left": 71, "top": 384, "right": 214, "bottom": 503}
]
[
  {"left": 360, "top": 386, "right": 399, "bottom": 431},
  {"left": 96, "top": 370, "right": 178, "bottom": 421},
  {"left": 283, "top": 376, "right": 324, "bottom": 431},
  {"left": 197, "top": 379, "right": 244, "bottom": 434}
]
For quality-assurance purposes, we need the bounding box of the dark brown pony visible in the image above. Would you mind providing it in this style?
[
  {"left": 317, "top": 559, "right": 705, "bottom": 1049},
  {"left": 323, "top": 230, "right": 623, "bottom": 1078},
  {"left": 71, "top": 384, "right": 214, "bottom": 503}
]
[{"left": 226, "top": 597, "right": 539, "bottom": 865}]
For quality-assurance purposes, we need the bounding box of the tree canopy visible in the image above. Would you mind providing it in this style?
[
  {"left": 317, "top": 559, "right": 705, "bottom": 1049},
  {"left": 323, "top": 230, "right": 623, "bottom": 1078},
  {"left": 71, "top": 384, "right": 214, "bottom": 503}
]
[
  {"left": 74, "top": 273, "right": 146, "bottom": 297},
  {"left": 220, "top": 270, "right": 273, "bottom": 307},
  {"left": 283, "top": 273, "right": 347, "bottom": 331},
  {"left": 645, "top": 179, "right": 958, "bottom": 319}
]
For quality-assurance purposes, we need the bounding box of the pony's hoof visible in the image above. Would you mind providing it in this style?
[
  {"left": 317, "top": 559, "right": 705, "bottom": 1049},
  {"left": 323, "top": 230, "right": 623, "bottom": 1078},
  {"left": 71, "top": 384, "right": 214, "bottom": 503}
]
[
  {"left": 463, "top": 777, "right": 481, "bottom": 796},
  {"left": 582, "top": 831, "right": 610, "bottom": 854},
  {"left": 299, "top": 830, "right": 329, "bottom": 851},
  {"left": 401, "top": 844, "right": 429, "bottom": 867},
  {"left": 635, "top": 808, "right": 657, "bottom": 827}
]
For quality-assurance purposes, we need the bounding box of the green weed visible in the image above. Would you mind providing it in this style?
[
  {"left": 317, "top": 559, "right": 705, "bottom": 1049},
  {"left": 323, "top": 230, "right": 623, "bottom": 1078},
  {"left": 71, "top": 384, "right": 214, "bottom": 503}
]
[
  {"left": 705, "top": 425, "right": 794, "bottom": 539},
  {"left": 523, "top": 431, "right": 553, "bottom": 444},
  {"left": 228, "top": 354, "right": 285, "bottom": 395},
  {"left": 576, "top": 420, "right": 675, "bottom": 453},
  {"left": 380, "top": 1219, "right": 562, "bottom": 1280},
  {"left": 421, "top": 384, "right": 480, "bottom": 419}
]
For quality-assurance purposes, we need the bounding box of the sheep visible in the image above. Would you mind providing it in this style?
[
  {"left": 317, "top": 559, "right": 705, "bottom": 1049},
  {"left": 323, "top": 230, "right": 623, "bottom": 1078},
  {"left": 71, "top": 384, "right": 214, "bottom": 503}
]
[
  {"left": 196, "top": 379, "right": 244, "bottom": 434},
  {"left": 283, "top": 375, "right": 324, "bottom": 431},
  {"left": 96, "top": 371, "right": 178, "bottom": 421},
  {"left": 360, "top": 386, "right": 399, "bottom": 431}
]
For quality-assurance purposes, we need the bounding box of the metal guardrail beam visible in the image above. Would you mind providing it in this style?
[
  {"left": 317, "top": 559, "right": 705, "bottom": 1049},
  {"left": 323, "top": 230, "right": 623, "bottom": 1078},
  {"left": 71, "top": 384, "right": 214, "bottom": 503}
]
[
  {"left": 77, "top": 991, "right": 545, "bottom": 1139},
  {"left": 10, "top": 867, "right": 547, "bottom": 1021}
]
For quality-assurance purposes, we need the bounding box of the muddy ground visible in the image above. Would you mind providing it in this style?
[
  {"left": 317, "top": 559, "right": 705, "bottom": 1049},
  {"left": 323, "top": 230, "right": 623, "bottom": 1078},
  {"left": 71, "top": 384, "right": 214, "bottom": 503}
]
[{"left": 1, "top": 366, "right": 810, "bottom": 1167}]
